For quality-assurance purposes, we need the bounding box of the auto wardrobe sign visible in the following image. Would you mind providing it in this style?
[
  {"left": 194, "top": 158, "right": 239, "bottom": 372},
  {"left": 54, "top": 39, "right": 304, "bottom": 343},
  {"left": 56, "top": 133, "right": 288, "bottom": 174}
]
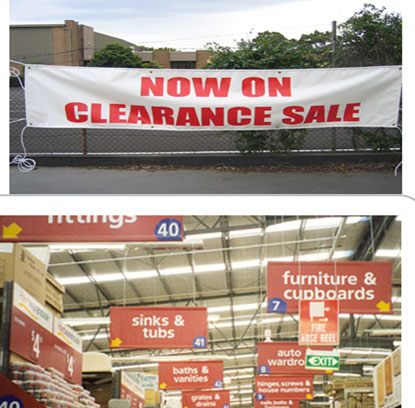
[{"left": 25, "top": 65, "right": 401, "bottom": 130}]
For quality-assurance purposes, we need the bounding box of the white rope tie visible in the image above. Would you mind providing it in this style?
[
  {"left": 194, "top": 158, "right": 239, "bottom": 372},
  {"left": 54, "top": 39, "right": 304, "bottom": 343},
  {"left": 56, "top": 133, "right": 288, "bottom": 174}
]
[
  {"left": 9, "top": 125, "right": 37, "bottom": 172},
  {"left": 9, "top": 62, "right": 36, "bottom": 172}
]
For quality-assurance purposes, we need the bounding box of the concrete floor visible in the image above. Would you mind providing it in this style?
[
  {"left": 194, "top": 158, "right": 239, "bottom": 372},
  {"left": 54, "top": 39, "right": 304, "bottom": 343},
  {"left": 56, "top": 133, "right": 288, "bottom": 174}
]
[{"left": 10, "top": 166, "right": 402, "bottom": 195}]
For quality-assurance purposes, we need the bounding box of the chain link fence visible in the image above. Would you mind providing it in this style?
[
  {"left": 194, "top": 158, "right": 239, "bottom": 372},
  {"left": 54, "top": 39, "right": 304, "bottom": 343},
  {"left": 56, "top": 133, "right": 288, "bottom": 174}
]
[{"left": 10, "top": 86, "right": 401, "bottom": 156}]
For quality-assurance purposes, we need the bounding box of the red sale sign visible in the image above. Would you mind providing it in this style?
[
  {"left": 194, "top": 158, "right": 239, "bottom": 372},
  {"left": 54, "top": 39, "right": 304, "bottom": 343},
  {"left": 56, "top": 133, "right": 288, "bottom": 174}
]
[
  {"left": 255, "top": 375, "right": 313, "bottom": 401},
  {"left": 0, "top": 215, "right": 183, "bottom": 242},
  {"left": 182, "top": 390, "right": 230, "bottom": 408},
  {"left": 267, "top": 261, "right": 393, "bottom": 314},
  {"left": 9, "top": 283, "right": 83, "bottom": 384},
  {"left": 257, "top": 342, "right": 334, "bottom": 375},
  {"left": 299, "top": 300, "right": 339, "bottom": 345},
  {"left": 110, "top": 307, "right": 208, "bottom": 349},
  {"left": 159, "top": 361, "right": 224, "bottom": 390},
  {"left": 254, "top": 399, "right": 300, "bottom": 408}
]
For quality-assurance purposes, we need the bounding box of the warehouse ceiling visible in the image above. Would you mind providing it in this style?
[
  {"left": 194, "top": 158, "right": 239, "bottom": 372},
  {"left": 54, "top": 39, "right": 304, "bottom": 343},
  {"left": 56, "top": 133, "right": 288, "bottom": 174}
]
[{"left": 44, "top": 215, "right": 401, "bottom": 406}]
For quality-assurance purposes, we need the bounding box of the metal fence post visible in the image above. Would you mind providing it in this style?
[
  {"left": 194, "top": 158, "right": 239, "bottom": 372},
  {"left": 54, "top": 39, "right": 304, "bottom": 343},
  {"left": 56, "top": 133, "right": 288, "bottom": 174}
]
[{"left": 82, "top": 128, "right": 88, "bottom": 155}]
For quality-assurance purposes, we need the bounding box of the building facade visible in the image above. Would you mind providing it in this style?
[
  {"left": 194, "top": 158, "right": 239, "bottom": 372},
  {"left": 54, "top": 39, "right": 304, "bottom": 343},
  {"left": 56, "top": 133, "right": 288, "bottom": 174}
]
[{"left": 10, "top": 20, "right": 211, "bottom": 69}]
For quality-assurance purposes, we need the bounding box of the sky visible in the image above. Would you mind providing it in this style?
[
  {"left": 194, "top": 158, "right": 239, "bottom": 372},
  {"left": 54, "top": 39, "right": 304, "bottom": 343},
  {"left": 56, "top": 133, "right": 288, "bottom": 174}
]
[{"left": 9, "top": 0, "right": 403, "bottom": 50}]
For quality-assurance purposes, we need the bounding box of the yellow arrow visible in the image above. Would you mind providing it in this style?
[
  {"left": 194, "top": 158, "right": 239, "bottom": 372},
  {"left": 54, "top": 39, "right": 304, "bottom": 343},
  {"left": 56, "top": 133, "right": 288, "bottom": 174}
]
[
  {"left": 160, "top": 382, "right": 167, "bottom": 390},
  {"left": 306, "top": 393, "right": 313, "bottom": 400},
  {"left": 111, "top": 337, "right": 123, "bottom": 347},
  {"left": 3, "top": 223, "right": 23, "bottom": 239},
  {"left": 325, "top": 370, "right": 333, "bottom": 374},
  {"left": 376, "top": 301, "right": 391, "bottom": 312},
  {"left": 58, "top": 331, "right": 72, "bottom": 345},
  {"left": 18, "top": 302, "right": 39, "bottom": 321}
]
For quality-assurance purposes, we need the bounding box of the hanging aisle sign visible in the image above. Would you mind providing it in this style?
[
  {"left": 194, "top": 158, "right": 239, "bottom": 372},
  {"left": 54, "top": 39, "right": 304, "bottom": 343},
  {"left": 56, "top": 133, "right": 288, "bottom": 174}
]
[
  {"left": 181, "top": 390, "right": 230, "bottom": 408},
  {"left": 257, "top": 342, "right": 334, "bottom": 375},
  {"left": 25, "top": 65, "right": 401, "bottom": 130},
  {"left": 158, "top": 361, "right": 224, "bottom": 390},
  {"left": 255, "top": 375, "right": 313, "bottom": 401},
  {"left": 109, "top": 307, "right": 208, "bottom": 349},
  {"left": 267, "top": 261, "right": 393, "bottom": 314},
  {"left": 0, "top": 215, "right": 183, "bottom": 242},
  {"left": 254, "top": 399, "right": 300, "bottom": 408}
]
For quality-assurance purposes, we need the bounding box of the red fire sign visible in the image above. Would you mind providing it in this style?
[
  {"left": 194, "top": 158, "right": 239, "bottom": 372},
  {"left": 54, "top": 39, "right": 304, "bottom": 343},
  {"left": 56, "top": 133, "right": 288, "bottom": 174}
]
[
  {"left": 182, "top": 390, "right": 230, "bottom": 408},
  {"left": 0, "top": 215, "right": 183, "bottom": 242},
  {"left": 110, "top": 307, "right": 208, "bottom": 349},
  {"left": 299, "top": 300, "right": 339, "bottom": 346},
  {"left": 255, "top": 375, "right": 313, "bottom": 400},
  {"left": 159, "top": 361, "right": 224, "bottom": 390},
  {"left": 257, "top": 342, "right": 334, "bottom": 375},
  {"left": 267, "top": 261, "right": 393, "bottom": 314}
]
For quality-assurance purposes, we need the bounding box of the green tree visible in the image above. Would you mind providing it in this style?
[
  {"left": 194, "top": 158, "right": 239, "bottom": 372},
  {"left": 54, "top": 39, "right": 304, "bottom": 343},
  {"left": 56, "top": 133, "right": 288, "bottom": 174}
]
[
  {"left": 204, "top": 30, "right": 333, "bottom": 70},
  {"left": 88, "top": 42, "right": 161, "bottom": 68},
  {"left": 334, "top": 4, "right": 402, "bottom": 66}
]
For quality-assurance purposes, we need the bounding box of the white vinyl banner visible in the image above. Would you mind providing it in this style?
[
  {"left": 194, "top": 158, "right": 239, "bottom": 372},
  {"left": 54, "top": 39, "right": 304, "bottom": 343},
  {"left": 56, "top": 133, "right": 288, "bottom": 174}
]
[{"left": 25, "top": 65, "right": 401, "bottom": 131}]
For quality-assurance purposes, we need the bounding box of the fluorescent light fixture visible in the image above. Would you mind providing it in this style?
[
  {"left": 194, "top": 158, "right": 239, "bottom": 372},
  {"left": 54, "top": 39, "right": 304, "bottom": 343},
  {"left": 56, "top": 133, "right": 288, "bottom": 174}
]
[
  {"left": 366, "top": 329, "right": 401, "bottom": 336},
  {"left": 339, "top": 314, "right": 401, "bottom": 322},
  {"left": 113, "top": 363, "right": 159, "bottom": 370},
  {"left": 111, "top": 355, "right": 229, "bottom": 362},
  {"left": 339, "top": 348, "right": 391, "bottom": 356},
  {"left": 207, "top": 305, "right": 231, "bottom": 313},
  {"left": 232, "top": 259, "right": 260, "bottom": 270},
  {"left": 125, "top": 270, "right": 159, "bottom": 279},
  {"left": 56, "top": 276, "right": 90, "bottom": 285},
  {"left": 81, "top": 332, "right": 108, "bottom": 341},
  {"left": 159, "top": 266, "right": 192, "bottom": 276},
  {"left": 229, "top": 228, "right": 263, "bottom": 238},
  {"left": 233, "top": 302, "right": 266, "bottom": 312},
  {"left": 375, "top": 249, "right": 401, "bottom": 258},
  {"left": 265, "top": 219, "right": 302, "bottom": 233},
  {"left": 264, "top": 256, "right": 294, "bottom": 263},
  {"left": 305, "top": 217, "right": 342, "bottom": 230},
  {"left": 93, "top": 273, "right": 124, "bottom": 283},
  {"left": 185, "top": 232, "right": 222, "bottom": 240},
  {"left": 49, "top": 243, "right": 126, "bottom": 251},
  {"left": 194, "top": 263, "right": 226, "bottom": 273},
  {"left": 298, "top": 250, "right": 354, "bottom": 261},
  {"left": 62, "top": 317, "right": 110, "bottom": 326}
]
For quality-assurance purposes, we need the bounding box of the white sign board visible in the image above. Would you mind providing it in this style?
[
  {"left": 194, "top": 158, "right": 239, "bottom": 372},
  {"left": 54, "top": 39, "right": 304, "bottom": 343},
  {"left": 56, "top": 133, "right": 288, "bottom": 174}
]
[{"left": 25, "top": 65, "right": 401, "bottom": 131}]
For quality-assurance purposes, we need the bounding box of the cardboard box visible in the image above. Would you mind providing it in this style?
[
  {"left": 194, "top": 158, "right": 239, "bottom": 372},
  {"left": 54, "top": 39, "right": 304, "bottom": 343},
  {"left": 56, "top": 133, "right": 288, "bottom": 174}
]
[
  {"left": 145, "top": 389, "right": 160, "bottom": 405},
  {"left": 45, "top": 273, "right": 65, "bottom": 314},
  {"left": 0, "top": 244, "right": 47, "bottom": 304}
]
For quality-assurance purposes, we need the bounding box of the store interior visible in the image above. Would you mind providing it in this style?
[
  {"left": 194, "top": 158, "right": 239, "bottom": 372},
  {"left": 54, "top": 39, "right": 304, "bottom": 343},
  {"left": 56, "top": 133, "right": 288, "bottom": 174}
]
[{"left": 0, "top": 215, "right": 402, "bottom": 408}]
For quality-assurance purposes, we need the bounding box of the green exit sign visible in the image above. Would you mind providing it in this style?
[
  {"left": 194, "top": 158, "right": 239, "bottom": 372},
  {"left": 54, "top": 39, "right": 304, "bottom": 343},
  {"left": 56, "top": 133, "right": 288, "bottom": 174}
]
[{"left": 305, "top": 350, "right": 340, "bottom": 371}]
